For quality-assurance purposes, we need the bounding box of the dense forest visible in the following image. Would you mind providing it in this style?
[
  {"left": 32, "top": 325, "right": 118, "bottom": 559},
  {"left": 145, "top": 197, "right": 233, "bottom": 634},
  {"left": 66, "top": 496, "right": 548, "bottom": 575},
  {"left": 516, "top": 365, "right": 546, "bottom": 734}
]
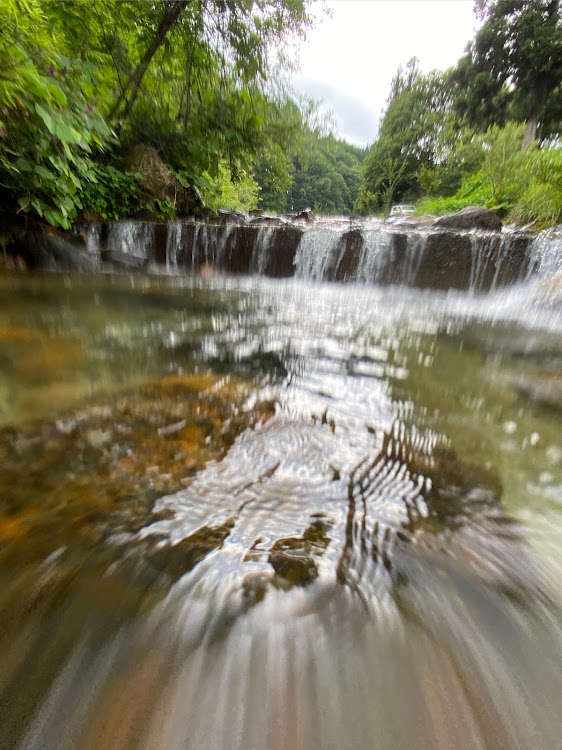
[
  {"left": 359, "top": 0, "right": 562, "bottom": 226},
  {"left": 0, "top": 0, "right": 560, "bottom": 228}
]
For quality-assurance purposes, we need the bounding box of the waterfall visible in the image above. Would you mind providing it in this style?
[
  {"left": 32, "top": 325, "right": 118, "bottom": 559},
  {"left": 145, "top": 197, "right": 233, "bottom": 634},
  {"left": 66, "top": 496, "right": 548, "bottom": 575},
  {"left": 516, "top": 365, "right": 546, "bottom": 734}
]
[
  {"left": 199, "top": 225, "right": 213, "bottom": 267},
  {"left": 469, "top": 233, "right": 501, "bottom": 293},
  {"left": 106, "top": 221, "right": 154, "bottom": 260},
  {"left": 356, "top": 228, "right": 394, "bottom": 283},
  {"left": 250, "top": 227, "right": 276, "bottom": 275},
  {"left": 527, "top": 227, "right": 562, "bottom": 278},
  {"left": 191, "top": 224, "right": 234, "bottom": 271},
  {"left": 294, "top": 227, "right": 345, "bottom": 280},
  {"left": 191, "top": 223, "right": 201, "bottom": 272},
  {"left": 490, "top": 236, "right": 510, "bottom": 290},
  {"left": 166, "top": 221, "right": 183, "bottom": 271},
  {"left": 216, "top": 223, "right": 235, "bottom": 269},
  {"left": 402, "top": 232, "right": 428, "bottom": 286},
  {"left": 83, "top": 222, "right": 101, "bottom": 256},
  {"left": 77, "top": 215, "right": 548, "bottom": 290}
]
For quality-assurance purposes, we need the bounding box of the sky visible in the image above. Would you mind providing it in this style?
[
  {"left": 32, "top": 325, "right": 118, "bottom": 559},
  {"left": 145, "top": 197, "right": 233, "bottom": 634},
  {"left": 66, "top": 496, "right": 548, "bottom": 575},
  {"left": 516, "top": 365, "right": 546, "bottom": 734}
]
[{"left": 289, "top": 0, "right": 479, "bottom": 147}]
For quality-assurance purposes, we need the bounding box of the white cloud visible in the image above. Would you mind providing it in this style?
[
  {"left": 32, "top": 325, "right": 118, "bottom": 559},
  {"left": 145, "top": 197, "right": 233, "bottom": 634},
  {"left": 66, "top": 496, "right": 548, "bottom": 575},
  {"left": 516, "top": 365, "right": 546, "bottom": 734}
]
[{"left": 291, "top": 0, "right": 477, "bottom": 146}]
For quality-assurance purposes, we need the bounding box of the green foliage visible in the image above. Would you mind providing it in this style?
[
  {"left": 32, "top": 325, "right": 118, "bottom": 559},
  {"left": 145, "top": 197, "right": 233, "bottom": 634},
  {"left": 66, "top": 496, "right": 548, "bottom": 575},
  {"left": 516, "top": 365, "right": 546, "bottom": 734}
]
[
  {"left": 0, "top": 0, "right": 315, "bottom": 227},
  {"left": 417, "top": 171, "right": 496, "bottom": 216},
  {"left": 288, "top": 135, "right": 364, "bottom": 214},
  {"left": 417, "top": 123, "right": 562, "bottom": 228},
  {"left": 253, "top": 147, "right": 295, "bottom": 213},
  {"left": 358, "top": 3, "right": 561, "bottom": 224},
  {"left": 452, "top": 0, "right": 562, "bottom": 139},
  {"left": 2, "top": 0, "right": 559, "bottom": 230},
  {"left": 79, "top": 164, "right": 143, "bottom": 221},
  {"left": 357, "top": 59, "right": 458, "bottom": 213},
  {"left": 476, "top": 122, "right": 530, "bottom": 206},
  {"left": 0, "top": 0, "right": 113, "bottom": 227},
  {"left": 153, "top": 196, "right": 177, "bottom": 221},
  {"left": 510, "top": 146, "right": 562, "bottom": 227},
  {"left": 203, "top": 161, "right": 260, "bottom": 212}
]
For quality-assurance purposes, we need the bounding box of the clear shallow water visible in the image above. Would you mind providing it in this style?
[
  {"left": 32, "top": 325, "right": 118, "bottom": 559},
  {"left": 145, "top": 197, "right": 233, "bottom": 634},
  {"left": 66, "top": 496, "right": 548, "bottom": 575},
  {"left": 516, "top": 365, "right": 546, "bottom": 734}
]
[{"left": 0, "top": 272, "right": 560, "bottom": 749}]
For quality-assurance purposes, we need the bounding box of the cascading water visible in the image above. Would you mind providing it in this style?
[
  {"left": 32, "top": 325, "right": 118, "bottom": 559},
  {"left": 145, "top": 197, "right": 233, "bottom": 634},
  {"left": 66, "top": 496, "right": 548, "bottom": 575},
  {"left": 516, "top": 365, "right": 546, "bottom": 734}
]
[
  {"left": 528, "top": 226, "right": 562, "bottom": 278},
  {"left": 106, "top": 220, "right": 155, "bottom": 260},
  {"left": 402, "top": 231, "right": 428, "bottom": 286},
  {"left": 191, "top": 223, "right": 236, "bottom": 270},
  {"left": 216, "top": 222, "right": 235, "bottom": 269},
  {"left": 76, "top": 214, "right": 561, "bottom": 293},
  {"left": 83, "top": 221, "right": 101, "bottom": 256},
  {"left": 469, "top": 232, "right": 501, "bottom": 293},
  {"left": 293, "top": 226, "right": 346, "bottom": 280},
  {"left": 490, "top": 235, "right": 509, "bottom": 290},
  {"left": 166, "top": 220, "right": 183, "bottom": 271},
  {"left": 250, "top": 226, "right": 276, "bottom": 275},
  {"left": 356, "top": 226, "right": 395, "bottom": 283}
]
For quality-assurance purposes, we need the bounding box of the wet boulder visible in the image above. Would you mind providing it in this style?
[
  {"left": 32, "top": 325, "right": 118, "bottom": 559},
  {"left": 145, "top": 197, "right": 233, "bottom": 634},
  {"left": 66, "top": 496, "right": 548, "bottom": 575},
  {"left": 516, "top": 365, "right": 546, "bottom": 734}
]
[
  {"left": 435, "top": 206, "right": 502, "bottom": 232},
  {"left": 218, "top": 209, "right": 247, "bottom": 224},
  {"left": 250, "top": 215, "right": 285, "bottom": 227},
  {"left": 295, "top": 209, "right": 316, "bottom": 223},
  {"left": 124, "top": 144, "right": 198, "bottom": 217},
  {"left": 100, "top": 247, "right": 148, "bottom": 270}
]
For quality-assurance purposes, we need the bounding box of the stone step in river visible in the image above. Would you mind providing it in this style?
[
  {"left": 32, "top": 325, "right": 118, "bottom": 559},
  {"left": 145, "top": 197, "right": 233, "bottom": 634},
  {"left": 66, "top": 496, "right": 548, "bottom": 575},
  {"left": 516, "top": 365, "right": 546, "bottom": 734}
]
[{"left": 70, "top": 212, "right": 562, "bottom": 292}]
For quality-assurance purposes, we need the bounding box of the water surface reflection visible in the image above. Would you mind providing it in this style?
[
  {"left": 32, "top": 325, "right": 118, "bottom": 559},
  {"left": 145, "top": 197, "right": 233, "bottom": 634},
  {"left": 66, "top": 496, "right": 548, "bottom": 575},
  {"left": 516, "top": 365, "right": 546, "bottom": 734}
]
[{"left": 0, "top": 273, "right": 560, "bottom": 749}]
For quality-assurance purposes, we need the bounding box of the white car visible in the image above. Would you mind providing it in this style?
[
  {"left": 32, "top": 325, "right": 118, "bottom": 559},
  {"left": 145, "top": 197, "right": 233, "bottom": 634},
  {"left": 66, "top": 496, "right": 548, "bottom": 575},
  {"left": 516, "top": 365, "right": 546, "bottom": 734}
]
[{"left": 390, "top": 204, "right": 416, "bottom": 216}]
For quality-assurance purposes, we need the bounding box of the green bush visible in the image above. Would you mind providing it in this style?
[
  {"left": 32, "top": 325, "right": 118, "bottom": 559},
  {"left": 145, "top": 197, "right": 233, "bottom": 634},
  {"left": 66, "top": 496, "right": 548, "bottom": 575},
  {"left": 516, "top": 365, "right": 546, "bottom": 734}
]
[
  {"left": 0, "top": 2, "right": 113, "bottom": 227},
  {"left": 417, "top": 172, "right": 496, "bottom": 215},
  {"left": 510, "top": 147, "right": 562, "bottom": 228},
  {"left": 417, "top": 123, "right": 561, "bottom": 227},
  {"left": 79, "top": 164, "right": 144, "bottom": 221},
  {"left": 203, "top": 161, "right": 260, "bottom": 212}
]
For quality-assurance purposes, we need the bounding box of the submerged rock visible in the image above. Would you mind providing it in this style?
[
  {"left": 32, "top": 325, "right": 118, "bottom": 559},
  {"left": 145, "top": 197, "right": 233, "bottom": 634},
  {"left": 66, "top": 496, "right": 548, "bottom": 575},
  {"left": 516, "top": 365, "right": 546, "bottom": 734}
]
[
  {"left": 511, "top": 371, "right": 562, "bottom": 410},
  {"left": 0, "top": 373, "right": 274, "bottom": 567}
]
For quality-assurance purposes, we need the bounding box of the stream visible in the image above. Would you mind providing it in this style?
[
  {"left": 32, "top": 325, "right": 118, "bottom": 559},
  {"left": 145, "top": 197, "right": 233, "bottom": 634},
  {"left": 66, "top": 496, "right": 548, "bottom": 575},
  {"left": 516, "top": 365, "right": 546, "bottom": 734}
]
[{"left": 0, "top": 267, "right": 560, "bottom": 749}]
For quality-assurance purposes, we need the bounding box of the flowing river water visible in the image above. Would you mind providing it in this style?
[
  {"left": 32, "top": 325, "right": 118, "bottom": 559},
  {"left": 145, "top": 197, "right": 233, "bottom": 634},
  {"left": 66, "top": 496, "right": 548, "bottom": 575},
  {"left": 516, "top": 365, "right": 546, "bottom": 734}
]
[{"left": 0, "top": 267, "right": 560, "bottom": 749}]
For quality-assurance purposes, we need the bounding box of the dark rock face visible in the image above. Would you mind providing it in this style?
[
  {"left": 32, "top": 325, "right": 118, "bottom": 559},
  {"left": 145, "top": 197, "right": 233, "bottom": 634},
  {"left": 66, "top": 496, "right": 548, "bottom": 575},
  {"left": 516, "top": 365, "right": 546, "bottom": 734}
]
[
  {"left": 100, "top": 248, "right": 147, "bottom": 270},
  {"left": 266, "top": 225, "right": 303, "bottom": 276},
  {"left": 330, "top": 229, "right": 534, "bottom": 290},
  {"left": 416, "top": 232, "right": 474, "bottom": 290},
  {"left": 9, "top": 230, "right": 99, "bottom": 272},
  {"left": 153, "top": 222, "right": 168, "bottom": 265},
  {"left": 333, "top": 229, "right": 363, "bottom": 281},
  {"left": 435, "top": 206, "right": 502, "bottom": 232},
  {"left": 1, "top": 210, "right": 540, "bottom": 292}
]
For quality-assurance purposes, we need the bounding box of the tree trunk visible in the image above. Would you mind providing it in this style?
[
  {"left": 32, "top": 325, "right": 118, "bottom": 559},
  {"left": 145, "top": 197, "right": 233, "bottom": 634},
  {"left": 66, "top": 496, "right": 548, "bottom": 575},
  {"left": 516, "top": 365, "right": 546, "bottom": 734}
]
[
  {"left": 522, "top": 115, "right": 539, "bottom": 151},
  {"left": 109, "top": 0, "right": 192, "bottom": 124}
]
